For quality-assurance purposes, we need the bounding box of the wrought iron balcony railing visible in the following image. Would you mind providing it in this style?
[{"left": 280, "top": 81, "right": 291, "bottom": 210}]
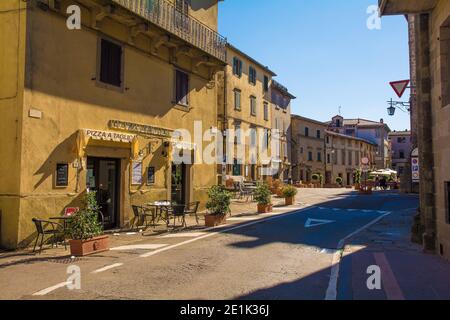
[{"left": 111, "top": 0, "right": 227, "bottom": 62}]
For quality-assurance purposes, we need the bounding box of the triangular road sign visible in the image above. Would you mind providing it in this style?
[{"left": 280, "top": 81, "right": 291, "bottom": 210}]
[
  {"left": 304, "top": 218, "right": 335, "bottom": 228},
  {"left": 389, "top": 80, "right": 410, "bottom": 98}
]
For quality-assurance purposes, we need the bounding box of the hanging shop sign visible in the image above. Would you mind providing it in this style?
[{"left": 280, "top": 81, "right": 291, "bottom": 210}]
[
  {"left": 132, "top": 161, "right": 143, "bottom": 185},
  {"left": 108, "top": 120, "right": 172, "bottom": 138}
]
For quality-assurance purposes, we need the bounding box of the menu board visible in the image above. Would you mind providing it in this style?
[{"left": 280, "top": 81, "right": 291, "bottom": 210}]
[
  {"left": 132, "top": 161, "right": 143, "bottom": 185},
  {"left": 56, "top": 163, "right": 69, "bottom": 187}
]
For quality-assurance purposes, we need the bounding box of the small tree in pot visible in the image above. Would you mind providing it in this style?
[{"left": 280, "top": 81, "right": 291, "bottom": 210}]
[
  {"left": 205, "top": 185, "right": 231, "bottom": 227},
  {"left": 281, "top": 185, "right": 298, "bottom": 205},
  {"left": 67, "top": 192, "right": 109, "bottom": 256},
  {"left": 254, "top": 183, "right": 272, "bottom": 213},
  {"left": 335, "top": 176, "right": 343, "bottom": 187}
]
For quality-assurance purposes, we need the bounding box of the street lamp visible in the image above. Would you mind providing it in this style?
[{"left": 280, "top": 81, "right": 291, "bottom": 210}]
[{"left": 387, "top": 105, "right": 396, "bottom": 116}]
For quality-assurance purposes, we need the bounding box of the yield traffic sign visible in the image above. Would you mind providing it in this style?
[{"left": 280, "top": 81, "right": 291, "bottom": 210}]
[{"left": 389, "top": 80, "right": 410, "bottom": 98}]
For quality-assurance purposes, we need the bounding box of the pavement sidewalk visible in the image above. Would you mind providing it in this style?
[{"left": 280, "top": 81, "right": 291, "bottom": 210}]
[{"left": 338, "top": 207, "right": 450, "bottom": 300}]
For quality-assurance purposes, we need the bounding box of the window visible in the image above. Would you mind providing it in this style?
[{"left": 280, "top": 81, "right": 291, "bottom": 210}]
[
  {"left": 99, "top": 38, "right": 123, "bottom": 88},
  {"left": 316, "top": 130, "right": 321, "bottom": 139},
  {"left": 264, "top": 75, "right": 269, "bottom": 92},
  {"left": 327, "top": 153, "right": 331, "bottom": 164},
  {"left": 308, "top": 151, "right": 313, "bottom": 161},
  {"left": 263, "top": 102, "right": 269, "bottom": 121},
  {"left": 305, "top": 127, "right": 309, "bottom": 137},
  {"left": 300, "top": 147, "right": 303, "bottom": 154},
  {"left": 234, "top": 89, "right": 241, "bottom": 111},
  {"left": 235, "top": 124, "right": 241, "bottom": 145},
  {"left": 348, "top": 150, "right": 352, "bottom": 166},
  {"left": 326, "top": 136, "right": 330, "bottom": 144},
  {"left": 249, "top": 66, "right": 257, "bottom": 85},
  {"left": 233, "top": 57, "right": 242, "bottom": 77},
  {"left": 233, "top": 159, "right": 242, "bottom": 176},
  {"left": 250, "top": 96, "right": 256, "bottom": 116},
  {"left": 175, "top": 70, "right": 189, "bottom": 105},
  {"left": 440, "top": 22, "right": 450, "bottom": 107},
  {"left": 399, "top": 150, "right": 405, "bottom": 159},
  {"left": 335, "top": 119, "right": 341, "bottom": 127},
  {"left": 397, "top": 137, "right": 407, "bottom": 143},
  {"left": 341, "top": 150, "right": 346, "bottom": 165},
  {"left": 446, "top": 182, "right": 450, "bottom": 224},
  {"left": 317, "top": 152, "right": 322, "bottom": 162}
]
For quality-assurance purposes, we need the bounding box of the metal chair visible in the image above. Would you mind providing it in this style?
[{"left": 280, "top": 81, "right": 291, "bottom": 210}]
[
  {"left": 163, "top": 204, "right": 187, "bottom": 228},
  {"left": 239, "top": 183, "right": 253, "bottom": 201},
  {"left": 131, "top": 205, "right": 155, "bottom": 230},
  {"left": 32, "top": 218, "right": 66, "bottom": 254},
  {"left": 185, "top": 201, "right": 200, "bottom": 225}
]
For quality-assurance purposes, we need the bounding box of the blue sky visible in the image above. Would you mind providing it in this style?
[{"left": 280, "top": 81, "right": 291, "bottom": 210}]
[{"left": 218, "top": 0, "right": 411, "bottom": 131}]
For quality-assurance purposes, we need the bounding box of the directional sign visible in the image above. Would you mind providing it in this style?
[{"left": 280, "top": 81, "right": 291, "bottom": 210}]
[
  {"left": 304, "top": 218, "right": 335, "bottom": 228},
  {"left": 390, "top": 80, "right": 410, "bottom": 98}
]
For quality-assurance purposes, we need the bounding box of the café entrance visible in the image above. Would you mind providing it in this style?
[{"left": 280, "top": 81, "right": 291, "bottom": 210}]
[{"left": 86, "top": 157, "right": 120, "bottom": 229}]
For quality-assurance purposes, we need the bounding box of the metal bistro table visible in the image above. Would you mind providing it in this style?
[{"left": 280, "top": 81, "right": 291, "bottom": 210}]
[
  {"left": 49, "top": 216, "right": 73, "bottom": 233},
  {"left": 146, "top": 201, "right": 177, "bottom": 227}
]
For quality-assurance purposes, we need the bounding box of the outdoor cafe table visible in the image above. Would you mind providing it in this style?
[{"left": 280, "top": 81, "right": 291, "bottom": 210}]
[
  {"left": 146, "top": 201, "right": 177, "bottom": 226},
  {"left": 49, "top": 216, "right": 72, "bottom": 232}
]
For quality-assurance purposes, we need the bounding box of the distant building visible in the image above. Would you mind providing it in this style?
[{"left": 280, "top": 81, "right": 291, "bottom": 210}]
[
  {"left": 325, "top": 131, "right": 378, "bottom": 186},
  {"left": 290, "top": 115, "right": 327, "bottom": 184},
  {"left": 389, "top": 130, "right": 413, "bottom": 189},
  {"left": 271, "top": 80, "right": 296, "bottom": 182},
  {"left": 327, "top": 116, "right": 392, "bottom": 169}
]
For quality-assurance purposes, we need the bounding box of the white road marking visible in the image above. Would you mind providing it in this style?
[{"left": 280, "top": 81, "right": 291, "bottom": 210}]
[
  {"left": 111, "top": 244, "right": 168, "bottom": 251},
  {"left": 140, "top": 207, "right": 314, "bottom": 258},
  {"left": 160, "top": 232, "right": 207, "bottom": 238},
  {"left": 32, "top": 281, "right": 72, "bottom": 296},
  {"left": 91, "top": 263, "right": 124, "bottom": 274},
  {"left": 228, "top": 217, "right": 260, "bottom": 221},
  {"left": 325, "top": 211, "right": 392, "bottom": 300},
  {"left": 305, "top": 218, "right": 335, "bottom": 228}
]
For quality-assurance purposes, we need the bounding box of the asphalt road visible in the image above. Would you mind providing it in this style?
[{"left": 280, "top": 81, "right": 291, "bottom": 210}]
[{"left": 0, "top": 190, "right": 420, "bottom": 300}]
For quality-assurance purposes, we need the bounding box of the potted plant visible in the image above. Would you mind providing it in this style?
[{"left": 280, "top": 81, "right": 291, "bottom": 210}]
[
  {"left": 67, "top": 192, "right": 109, "bottom": 257},
  {"left": 335, "top": 176, "right": 343, "bottom": 187},
  {"left": 281, "top": 185, "right": 298, "bottom": 206},
  {"left": 271, "top": 179, "right": 282, "bottom": 194},
  {"left": 254, "top": 183, "right": 273, "bottom": 213},
  {"left": 205, "top": 185, "right": 231, "bottom": 227}
]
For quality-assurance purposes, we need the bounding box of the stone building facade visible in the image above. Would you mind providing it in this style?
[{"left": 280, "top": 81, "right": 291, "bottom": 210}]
[
  {"left": 380, "top": 0, "right": 450, "bottom": 261},
  {"left": 291, "top": 115, "right": 327, "bottom": 184},
  {"left": 217, "top": 44, "right": 276, "bottom": 183},
  {"left": 327, "top": 116, "right": 392, "bottom": 169},
  {"left": 271, "top": 81, "right": 295, "bottom": 182},
  {"left": 325, "top": 131, "right": 378, "bottom": 186},
  {"left": 0, "top": 0, "right": 226, "bottom": 249},
  {"left": 389, "top": 130, "right": 413, "bottom": 191}
]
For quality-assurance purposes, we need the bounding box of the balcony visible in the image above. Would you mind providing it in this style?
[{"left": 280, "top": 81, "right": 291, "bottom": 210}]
[
  {"left": 111, "top": 0, "right": 227, "bottom": 62},
  {"left": 379, "top": 0, "right": 437, "bottom": 16}
]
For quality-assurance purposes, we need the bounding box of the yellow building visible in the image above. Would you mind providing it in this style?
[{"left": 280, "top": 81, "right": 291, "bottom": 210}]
[
  {"left": 291, "top": 115, "right": 326, "bottom": 184},
  {"left": 325, "top": 131, "right": 378, "bottom": 186},
  {"left": 217, "top": 44, "right": 276, "bottom": 182},
  {"left": 0, "top": 0, "right": 226, "bottom": 249}
]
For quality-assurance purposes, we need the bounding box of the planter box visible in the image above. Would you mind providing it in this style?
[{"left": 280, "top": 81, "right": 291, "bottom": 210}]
[
  {"left": 69, "top": 235, "right": 109, "bottom": 257},
  {"left": 285, "top": 197, "right": 294, "bottom": 206},
  {"left": 257, "top": 204, "right": 273, "bottom": 214},
  {"left": 205, "top": 214, "right": 227, "bottom": 227}
]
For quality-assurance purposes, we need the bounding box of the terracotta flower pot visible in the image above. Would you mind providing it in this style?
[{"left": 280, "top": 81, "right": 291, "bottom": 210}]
[
  {"left": 69, "top": 235, "right": 109, "bottom": 257},
  {"left": 257, "top": 204, "right": 273, "bottom": 214},
  {"left": 285, "top": 197, "right": 294, "bottom": 206},
  {"left": 205, "top": 214, "right": 227, "bottom": 227}
]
